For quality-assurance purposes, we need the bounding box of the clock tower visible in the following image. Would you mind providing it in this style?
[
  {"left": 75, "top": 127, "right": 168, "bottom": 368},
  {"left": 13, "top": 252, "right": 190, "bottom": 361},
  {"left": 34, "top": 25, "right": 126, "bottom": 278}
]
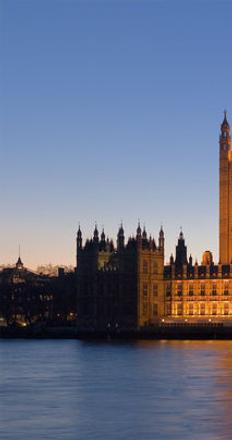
[{"left": 219, "top": 111, "right": 232, "bottom": 264}]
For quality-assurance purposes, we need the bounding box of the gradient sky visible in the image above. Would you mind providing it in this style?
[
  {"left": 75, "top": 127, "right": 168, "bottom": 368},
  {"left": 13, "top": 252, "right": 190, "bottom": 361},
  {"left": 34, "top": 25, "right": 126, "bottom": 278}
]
[{"left": 1, "top": 0, "right": 232, "bottom": 269}]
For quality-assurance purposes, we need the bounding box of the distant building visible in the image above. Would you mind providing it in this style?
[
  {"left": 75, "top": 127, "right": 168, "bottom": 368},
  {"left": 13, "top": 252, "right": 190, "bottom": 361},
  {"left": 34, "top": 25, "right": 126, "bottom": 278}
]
[
  {"left": 76, "top": 113, "right": 232, "bottom": 329},
  {"left": 0, "top": 256, "right": 78, "bottom": 326},
  {"left": 0, "top": 257, "right": 54, "bottom": 326}
]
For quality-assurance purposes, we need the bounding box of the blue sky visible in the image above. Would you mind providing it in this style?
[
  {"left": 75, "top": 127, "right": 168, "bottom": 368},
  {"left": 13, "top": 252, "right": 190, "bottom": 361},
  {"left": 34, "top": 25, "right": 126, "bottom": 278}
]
[{"left": 1, "top": 0, "right": 232, "bottom": 268}]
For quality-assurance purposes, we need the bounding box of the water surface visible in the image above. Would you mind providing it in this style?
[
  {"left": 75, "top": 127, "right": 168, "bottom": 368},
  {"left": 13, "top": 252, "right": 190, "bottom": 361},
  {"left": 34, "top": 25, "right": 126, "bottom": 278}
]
[{"left": 1, "top": 339, "right": 232, "bottom": 439}]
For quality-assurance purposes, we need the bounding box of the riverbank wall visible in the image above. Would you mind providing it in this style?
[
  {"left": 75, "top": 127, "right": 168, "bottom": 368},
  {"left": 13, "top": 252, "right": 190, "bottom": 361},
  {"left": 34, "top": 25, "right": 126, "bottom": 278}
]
[{"left": 2, "top": 323, "right": 232, "bottom": 339}]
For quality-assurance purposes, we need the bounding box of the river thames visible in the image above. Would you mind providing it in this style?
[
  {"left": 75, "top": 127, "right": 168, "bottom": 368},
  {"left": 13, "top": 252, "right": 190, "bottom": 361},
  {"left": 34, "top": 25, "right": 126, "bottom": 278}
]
[{"left": 1, "top": 340, "right": 232, "bottom": 439}]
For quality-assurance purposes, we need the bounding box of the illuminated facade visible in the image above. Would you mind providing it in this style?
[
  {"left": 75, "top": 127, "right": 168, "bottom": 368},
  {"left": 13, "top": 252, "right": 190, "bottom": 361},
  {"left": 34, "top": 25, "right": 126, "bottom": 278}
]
[
  {"left": 76, "top": 114, "right": 232, "bottom": 329},
  {"left": 164, "top": 232, "right": 232, "bottom": 321}
]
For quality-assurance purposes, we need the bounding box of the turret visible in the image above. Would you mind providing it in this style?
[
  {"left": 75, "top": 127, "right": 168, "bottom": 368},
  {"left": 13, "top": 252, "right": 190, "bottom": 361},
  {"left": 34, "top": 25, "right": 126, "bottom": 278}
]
[
  {"left": 16, "top": 256, "right": 23, "bottom": 270},
  {"left": 189, "top": 254, "right": 193, "bottom": 267},
  {"left": 220, "top": 111, "right": 231, "bottom": 151},
  {"left": 93, "top": 224, "right": 99, "bottom": 243},
  {"left": 136, "top": 222, "right": 142, "bottom": 239},
  {"left": 117, "top": 223, "right": 125, "bottom": 251},
  {"left": 142, "top": 226, "right": 147, "bottom": 240},
  {"left": 77, "top": 225, "right": 82, "bottom": 250},
  {"left": 158, "top": 226, "right": 164, "bottom": 251},
  {"left": 100, "top": 229, "right": 106, "bottom": 251},
  {"left": 136, "top": 222, "right": 142, "bottom": 247},
  {"left": 76, "top": 225, "right": 83, "bottom": 269},
  {"left": 175, "top": 229, "right": 187, "bottom": 269}
]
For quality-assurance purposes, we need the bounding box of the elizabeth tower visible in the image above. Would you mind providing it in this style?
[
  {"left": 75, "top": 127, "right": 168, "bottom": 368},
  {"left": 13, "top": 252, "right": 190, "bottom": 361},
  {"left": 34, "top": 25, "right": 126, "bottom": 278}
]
[{"left": 219, "top": 112, "right": 232, "bottom": 264}]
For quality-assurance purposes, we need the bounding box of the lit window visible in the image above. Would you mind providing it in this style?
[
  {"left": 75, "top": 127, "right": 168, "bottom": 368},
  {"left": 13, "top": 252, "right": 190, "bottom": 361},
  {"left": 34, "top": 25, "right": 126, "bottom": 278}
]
[
  {"left": 189, "top": 303, "right": 193, "bottom": 315},
  {"left": 200, "top": 303, "right": 205, "bottom": 315},
  {"left": 224, "top": 303, "right": 229, "bottom": 315}
]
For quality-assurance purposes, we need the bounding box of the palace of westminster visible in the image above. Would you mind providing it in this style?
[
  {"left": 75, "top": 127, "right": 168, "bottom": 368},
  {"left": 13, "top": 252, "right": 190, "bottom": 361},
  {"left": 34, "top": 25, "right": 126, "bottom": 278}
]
[
  {"left": 76, "top": 112, "right": 232, "bottom": 330},
  {"left": 1, "top": 113, "right": 232, "bottom": 330}
]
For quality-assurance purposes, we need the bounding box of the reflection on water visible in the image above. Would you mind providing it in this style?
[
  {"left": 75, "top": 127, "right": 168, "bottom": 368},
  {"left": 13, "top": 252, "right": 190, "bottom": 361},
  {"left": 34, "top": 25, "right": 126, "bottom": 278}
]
[{"left": 1, "top": 340, "right": 232, "bottom": 439}]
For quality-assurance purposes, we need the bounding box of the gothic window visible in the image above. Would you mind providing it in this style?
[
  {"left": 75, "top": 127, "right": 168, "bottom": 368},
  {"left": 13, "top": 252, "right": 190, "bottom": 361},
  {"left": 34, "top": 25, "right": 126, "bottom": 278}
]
[
  {"left": 177, "top": 303, "right": 183, "bottom": 316},
  {"left": 143, "top": 260, "right": 148, "bottom": 274},
  {"left": 189, "top": 303, "right": 193, "bottom": 315},
  {"left": 200, "top": 284, "right": 205, "bottom": 296},
  {"left": 224, "top": 303, "right": 229, "bottom": 315},
  {"left": 189, "top": 284, "right": 194, "bottom": 296},
  {"left": 177, "top": 283, "right": 183, "bottom": 296},
  {"left": 224, "top": 282, "right": 229, "bottom": 296},
  {"left": 212, "top": 283, "right": 217, "bottom": 295},
  {"left": 200, "top": 303, "right": 205, "bottom": 315}
]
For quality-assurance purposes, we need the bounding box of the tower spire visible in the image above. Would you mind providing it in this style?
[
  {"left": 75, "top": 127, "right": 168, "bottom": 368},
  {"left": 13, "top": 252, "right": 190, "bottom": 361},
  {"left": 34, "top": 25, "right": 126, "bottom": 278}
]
[
  {"left": 16, "top": 244, "right": 23, "bottom": 269},
  {"left": 220, "top": 110, "right": 231, "bottom": 151}
]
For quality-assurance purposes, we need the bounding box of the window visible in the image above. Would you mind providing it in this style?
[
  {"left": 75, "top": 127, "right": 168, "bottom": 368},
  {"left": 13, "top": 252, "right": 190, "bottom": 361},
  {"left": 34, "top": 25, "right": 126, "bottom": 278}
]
[
  {"left": 200, "top": 303, "right": 205, "bottom": 315},
  {"left": 166, "top": 303, "right": 171, "bottom": 315},
  {"left": 143, "top": 260, "right": 148, "bottom": 274},
  {"left": 189, "top": 284, "right": 194, "bottom": 296},
  {"left": 224, "top": 282, "right": 229, "bottom": 296},
  {"left": 212, "top": 283, "right": 217, "bottom": 296},
  {"left": 200, "top": 284, "right": 205, "bottom": 296},
  {"left": 143, "top": 284, "right": 148, "bottom": 298},
  {"left": 153, "top": 284, "right": 158, "bottom": 297},
  {"left": 177, "top": 303, "right": 183, "bottom": 316},
  {"left": 224, "top": 303, "right": 229, "bottom": 315},
  {"left": 189, "top": 303, "right": 194, "bottom": 315},
  {"left": 177, "top": 283, "right": 183, "bottom": 296}
]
